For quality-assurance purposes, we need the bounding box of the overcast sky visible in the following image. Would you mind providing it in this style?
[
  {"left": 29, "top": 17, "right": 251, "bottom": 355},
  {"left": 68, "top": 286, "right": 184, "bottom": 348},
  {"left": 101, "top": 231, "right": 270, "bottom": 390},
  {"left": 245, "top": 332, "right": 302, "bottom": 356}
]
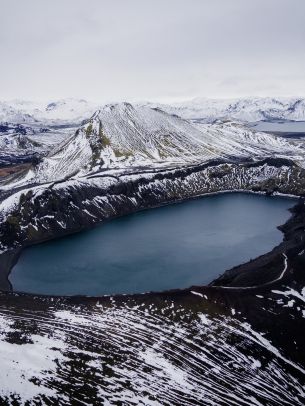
[{"left": 0, "top": 0, "right": 304, "bottom": 102}]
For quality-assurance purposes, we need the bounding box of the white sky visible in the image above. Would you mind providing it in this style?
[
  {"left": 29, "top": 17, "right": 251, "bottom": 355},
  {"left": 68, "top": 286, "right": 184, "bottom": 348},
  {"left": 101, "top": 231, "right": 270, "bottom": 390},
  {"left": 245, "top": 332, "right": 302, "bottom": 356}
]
[{"left": 0, "top": 0, "right": 304, "bottom": 103}]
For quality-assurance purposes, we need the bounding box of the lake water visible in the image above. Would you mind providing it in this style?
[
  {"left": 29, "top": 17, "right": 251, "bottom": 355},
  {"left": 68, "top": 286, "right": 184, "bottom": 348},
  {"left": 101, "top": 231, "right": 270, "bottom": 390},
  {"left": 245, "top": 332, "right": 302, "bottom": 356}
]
[
  {"left": 251, "top": 121, "right": 305, "bottom": 134},
  {"left": 10, "top": 193, "right": 296, "bottom": 296}
]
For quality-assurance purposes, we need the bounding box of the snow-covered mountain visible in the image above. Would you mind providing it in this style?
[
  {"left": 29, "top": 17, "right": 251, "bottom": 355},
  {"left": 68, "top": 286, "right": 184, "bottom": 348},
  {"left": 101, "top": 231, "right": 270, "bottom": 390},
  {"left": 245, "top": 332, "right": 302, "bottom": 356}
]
[
  {"left": 5, "top": 103, "right": 304, "bottom": 186},
  {"left": 1, "top": 96, "right": 304, "bottom": 175},
  {"left": 141, "top": 97, "right": 305, "bottom": 123}
]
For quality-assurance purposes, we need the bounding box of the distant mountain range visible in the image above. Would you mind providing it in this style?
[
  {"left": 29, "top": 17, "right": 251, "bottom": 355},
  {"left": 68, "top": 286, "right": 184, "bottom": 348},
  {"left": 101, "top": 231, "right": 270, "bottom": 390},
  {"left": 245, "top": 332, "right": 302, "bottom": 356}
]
[
  {"left": 141, "top": 97, "right": 305, "bottom": 123},
  {"left": 0, "top": 98, "right": 98, "bottom": 126},
  {"left": 1, "top": 97, "right": 305, "bottom": 126}
]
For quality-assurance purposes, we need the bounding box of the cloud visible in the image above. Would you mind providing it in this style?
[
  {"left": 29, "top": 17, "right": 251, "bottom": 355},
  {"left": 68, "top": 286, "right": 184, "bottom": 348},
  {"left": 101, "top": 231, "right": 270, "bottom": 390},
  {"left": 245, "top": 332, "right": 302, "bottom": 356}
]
[{"left": 0, "top": 0, "right": 304, "bottom": 101}]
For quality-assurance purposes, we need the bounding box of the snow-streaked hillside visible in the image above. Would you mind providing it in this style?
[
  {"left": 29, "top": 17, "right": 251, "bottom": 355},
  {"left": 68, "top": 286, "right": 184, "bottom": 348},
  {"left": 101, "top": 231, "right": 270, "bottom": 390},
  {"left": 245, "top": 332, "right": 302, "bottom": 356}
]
[
  {"left": 0, "top": 285, "right": 304, "bottom": 405},
  {"left": 141, "top": 97, "right": 305, "bottom": 123},
  {"left": 5, "top": 103, "right": 304, "bottom": 186}
]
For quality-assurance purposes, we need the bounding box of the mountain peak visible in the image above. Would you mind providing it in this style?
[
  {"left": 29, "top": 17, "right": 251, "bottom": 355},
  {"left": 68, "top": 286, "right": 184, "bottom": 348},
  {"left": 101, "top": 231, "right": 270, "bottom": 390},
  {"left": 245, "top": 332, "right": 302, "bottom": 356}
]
[{"left": 8, "top": 102, "right": 302, "bottom": 188}]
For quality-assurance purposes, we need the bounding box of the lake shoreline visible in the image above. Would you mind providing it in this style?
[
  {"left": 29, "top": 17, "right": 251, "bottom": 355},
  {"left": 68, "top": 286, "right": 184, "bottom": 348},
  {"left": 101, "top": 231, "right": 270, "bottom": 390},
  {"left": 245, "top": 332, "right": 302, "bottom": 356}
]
[{"left": 1, "top": 189, "right": 304, "bottom": 299}]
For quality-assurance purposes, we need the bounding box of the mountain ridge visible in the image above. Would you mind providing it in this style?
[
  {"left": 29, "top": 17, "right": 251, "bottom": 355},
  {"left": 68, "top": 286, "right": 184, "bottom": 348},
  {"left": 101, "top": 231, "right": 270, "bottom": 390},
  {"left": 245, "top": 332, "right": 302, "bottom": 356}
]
[
  {"left": 1, "top": 97, "right": 305, "bottom": 126},
  {"left": 140, "top": 96, "right": 305, "bottom": 123}
]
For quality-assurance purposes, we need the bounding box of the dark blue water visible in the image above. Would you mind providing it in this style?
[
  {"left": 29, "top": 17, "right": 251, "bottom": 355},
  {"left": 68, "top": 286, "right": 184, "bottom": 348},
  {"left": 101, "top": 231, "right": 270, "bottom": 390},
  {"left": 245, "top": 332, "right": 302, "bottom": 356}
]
[{"left": 10, "top": 193, "right": 295, "bottom": 296}]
